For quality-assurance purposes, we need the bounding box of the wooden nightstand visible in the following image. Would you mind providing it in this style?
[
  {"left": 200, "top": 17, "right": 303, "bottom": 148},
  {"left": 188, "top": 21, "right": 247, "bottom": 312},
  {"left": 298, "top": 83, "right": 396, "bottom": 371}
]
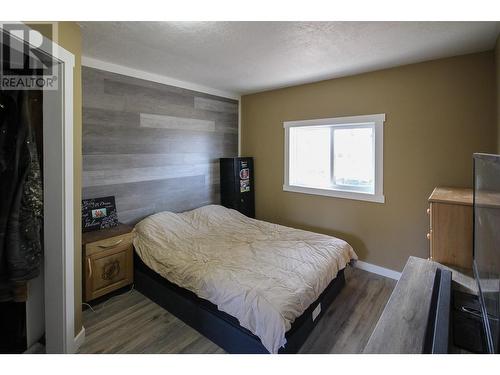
[{"left": 82, "top": 223, "right": 134, "bottom": 302}]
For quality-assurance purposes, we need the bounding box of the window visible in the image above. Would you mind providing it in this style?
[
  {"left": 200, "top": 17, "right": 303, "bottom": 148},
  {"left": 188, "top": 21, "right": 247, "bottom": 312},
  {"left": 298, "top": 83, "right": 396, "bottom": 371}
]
[{"left": 284, "top": 114, "right": 385, "bottom": 203}]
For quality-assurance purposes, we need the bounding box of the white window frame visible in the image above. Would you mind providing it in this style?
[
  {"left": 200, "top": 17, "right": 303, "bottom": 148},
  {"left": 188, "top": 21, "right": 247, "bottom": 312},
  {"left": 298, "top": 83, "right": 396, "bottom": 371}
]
[{"left": 283, "top": 113, "right": 385, "bottom": 203}]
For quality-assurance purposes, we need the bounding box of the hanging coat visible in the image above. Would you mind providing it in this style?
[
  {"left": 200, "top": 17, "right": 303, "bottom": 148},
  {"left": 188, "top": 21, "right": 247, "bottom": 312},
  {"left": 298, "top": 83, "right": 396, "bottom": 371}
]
[{"left": 0, "top": 90, "right": 43, "bottom": 302}]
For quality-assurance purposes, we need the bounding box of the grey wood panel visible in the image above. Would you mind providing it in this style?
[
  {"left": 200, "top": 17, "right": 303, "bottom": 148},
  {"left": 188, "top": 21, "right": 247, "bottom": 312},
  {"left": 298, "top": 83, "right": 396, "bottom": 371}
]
[
  {"left": 83, "top": 135, "right": 226, "bottom": 155},
  {"left": 215, "top": 118, "right": 238, "bottom": 134},
  {"left": 84, "top": 176, "right": 215, "bottom": 212},
  {"left": 83, "top": 68, "right": 237, "bottom": 122},
  {"left": 140, "top": 113, "right": 215, "bottom": 132},
  {"left": 194, "top": 96, "right": 238, "bottom": 114},
  {"left": 91, "top": 66, "right": 236, "bottom": 104},
  {"left": 83, "top": 107, "right": 140, "bottom": 129},
  {"left": 83, "top": 122, "right": 224, "bottom": 140},
  {"left": 82, "top": 175, "right": 206, "bottom": 201},
  {"left": 78, "top": 267, "right": 395, "bottom": 354},
  {"left": 83, "top": 67, "right": 238, "bottom": 119},
  {"left": 84, "top": 107, "right": 236, "bottom": 135},
  {"left": 82, "top": 175, "right": 220, "bottom": 224},
  {"left": 83, "top": 153, "right": 214, "bottom": 171},
  {"left": 83, "top": 176, "right": 220, "bottom": 224},
  {"left": 104, "top": 79, "right": 195, "bottom": 107},
  {"left": 83, "top": 163, "right": 218, "bottom": 187},
  {"left": 84, "top": 91, "right": 238, "bottom": 122},
  {"left": 118, "top": 188, "right": 219, "bottom": 224},
  {"left": 83, "top": 66, "right": 238, "bottom": 225},
  {"left": 363, "top": 256, "right": 438, "bottom": 354}
]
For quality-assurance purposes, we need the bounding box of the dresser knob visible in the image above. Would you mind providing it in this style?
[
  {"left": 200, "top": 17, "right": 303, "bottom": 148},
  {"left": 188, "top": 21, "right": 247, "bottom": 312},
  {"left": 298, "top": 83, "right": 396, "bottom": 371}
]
[
  {"left": 426, "top": 233, "right": 431, "bottom": 240},
  {"left": 426, "top": 208, "right": 430, "bottom": 215}
]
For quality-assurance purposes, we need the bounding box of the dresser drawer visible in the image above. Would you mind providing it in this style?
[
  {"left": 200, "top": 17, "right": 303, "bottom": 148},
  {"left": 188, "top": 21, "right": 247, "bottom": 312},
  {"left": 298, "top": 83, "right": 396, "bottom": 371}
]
[{"left": 84, "top": 239, "right": 134, "bottom": 302}]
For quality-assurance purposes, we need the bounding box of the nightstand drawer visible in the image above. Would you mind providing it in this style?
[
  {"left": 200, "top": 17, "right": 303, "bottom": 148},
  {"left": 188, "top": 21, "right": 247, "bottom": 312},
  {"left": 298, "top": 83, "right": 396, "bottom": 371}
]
[{"left": 86, "top": 232, "right": 134, "bottom": 256}]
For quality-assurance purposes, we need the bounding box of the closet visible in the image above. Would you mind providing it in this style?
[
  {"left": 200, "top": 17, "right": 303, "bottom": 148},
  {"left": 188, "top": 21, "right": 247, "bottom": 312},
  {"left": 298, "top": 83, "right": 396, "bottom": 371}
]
[
  {"left": 0, "top": 22, "right": 76, "bottom": 354},
  {"left": 0, "top": 89, "right": 44, "bottom": 353}
]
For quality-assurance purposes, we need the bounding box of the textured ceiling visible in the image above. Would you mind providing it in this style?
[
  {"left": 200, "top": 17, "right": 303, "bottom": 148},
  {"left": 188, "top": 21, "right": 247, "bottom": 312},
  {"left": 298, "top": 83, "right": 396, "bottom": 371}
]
[{"left": 81, "top": 21, "right": 499, "bottom": 96}]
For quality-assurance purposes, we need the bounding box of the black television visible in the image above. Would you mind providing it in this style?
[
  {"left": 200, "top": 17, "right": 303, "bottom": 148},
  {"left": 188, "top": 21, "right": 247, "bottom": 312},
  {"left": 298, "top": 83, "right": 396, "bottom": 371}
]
[{"left": 473, "top": 153, "right": 500, "bottom": 354}]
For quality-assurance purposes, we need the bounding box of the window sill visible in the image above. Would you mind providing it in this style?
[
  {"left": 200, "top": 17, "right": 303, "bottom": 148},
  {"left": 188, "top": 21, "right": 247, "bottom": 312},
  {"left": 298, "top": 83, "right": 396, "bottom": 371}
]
[{"left": 283, "top": 184, "right": 385, "bottom": 203}]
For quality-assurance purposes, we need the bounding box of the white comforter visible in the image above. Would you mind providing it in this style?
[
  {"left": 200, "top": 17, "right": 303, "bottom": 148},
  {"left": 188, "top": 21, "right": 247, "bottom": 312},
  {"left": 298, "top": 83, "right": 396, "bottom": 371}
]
[{"left": 133, "top": 205, "right": 357, "bottom": 353}]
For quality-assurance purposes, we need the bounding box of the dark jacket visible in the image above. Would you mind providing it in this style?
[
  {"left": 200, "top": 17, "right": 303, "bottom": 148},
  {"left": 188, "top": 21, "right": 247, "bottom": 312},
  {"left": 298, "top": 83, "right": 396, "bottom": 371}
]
[{"left": 0, "top": 90, "right": 43, "bottom": 302}]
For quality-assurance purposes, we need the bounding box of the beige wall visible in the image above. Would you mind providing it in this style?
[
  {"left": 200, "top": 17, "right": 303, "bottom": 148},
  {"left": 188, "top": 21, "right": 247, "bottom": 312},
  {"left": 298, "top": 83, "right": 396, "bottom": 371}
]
[{"left": 241, "top": 52, "right": 496, "bottom": 271}]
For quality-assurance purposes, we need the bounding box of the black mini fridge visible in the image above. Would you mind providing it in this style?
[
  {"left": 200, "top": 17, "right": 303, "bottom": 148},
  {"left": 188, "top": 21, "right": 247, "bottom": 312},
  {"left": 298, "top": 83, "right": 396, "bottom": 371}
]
[{"left": 219, "top": 157, "right": 255, "bottom": 218}]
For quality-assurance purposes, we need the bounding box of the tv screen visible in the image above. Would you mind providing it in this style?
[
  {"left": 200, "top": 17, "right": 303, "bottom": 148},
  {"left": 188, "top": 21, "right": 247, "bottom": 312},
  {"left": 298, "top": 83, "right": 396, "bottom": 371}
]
[{"left": 473, "top": 153, "right": 500, "bottom": 354}]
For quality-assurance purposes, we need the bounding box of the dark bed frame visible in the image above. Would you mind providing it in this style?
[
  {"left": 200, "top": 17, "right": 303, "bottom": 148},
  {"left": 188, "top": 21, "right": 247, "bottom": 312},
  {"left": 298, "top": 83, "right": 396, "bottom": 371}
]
[{"left": 134, "top": 253, "right": 346, "bottom": 354}]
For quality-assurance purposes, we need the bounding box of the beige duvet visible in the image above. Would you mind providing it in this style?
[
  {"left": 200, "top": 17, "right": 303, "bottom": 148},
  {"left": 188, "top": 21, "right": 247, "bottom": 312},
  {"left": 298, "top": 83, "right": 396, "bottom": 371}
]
[{"left": 133, "top": 205, "right": 357, "bottom": 353}]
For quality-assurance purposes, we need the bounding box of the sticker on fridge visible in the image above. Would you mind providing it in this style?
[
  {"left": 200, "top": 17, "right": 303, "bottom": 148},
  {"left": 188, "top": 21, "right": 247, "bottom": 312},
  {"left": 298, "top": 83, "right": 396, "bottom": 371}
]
[
  {"left": 239, "top": 168, "right": 250, "bottom": 180},
  {"left": 240, "top": 179, "right": 250, "bottom": 192}
]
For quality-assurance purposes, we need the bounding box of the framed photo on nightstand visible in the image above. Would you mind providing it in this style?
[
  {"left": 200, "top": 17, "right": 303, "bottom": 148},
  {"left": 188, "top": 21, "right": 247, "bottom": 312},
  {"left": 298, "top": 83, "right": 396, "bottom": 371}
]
[{"left": 82, "top": 196, "right": 119, "bottom": 232}]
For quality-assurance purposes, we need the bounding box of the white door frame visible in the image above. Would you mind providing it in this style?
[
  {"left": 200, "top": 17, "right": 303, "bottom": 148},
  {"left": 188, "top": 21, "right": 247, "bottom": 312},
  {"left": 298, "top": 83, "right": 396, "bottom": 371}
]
[
  {"left": 42, "top": 43, "right": 76, "bottom": 354},
  {"left": 0, "top": 22, "right": 76, "bottom": 353}
]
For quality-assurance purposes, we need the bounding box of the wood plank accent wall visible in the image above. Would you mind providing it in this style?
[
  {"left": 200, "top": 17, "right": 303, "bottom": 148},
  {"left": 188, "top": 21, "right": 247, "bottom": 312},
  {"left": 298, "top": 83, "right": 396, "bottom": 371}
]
[{"left": 82, "top": 67, "right": 238, "bottom": 224}]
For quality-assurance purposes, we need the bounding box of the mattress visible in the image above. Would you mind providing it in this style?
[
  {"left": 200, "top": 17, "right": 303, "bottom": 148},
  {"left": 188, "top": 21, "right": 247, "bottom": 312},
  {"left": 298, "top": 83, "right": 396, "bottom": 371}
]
[{"left": 133, "top": 205, "right": 357, "bottom": 353}]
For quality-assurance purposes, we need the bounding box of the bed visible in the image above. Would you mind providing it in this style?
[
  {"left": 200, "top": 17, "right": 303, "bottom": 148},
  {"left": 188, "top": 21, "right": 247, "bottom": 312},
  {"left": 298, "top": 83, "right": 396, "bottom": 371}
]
[{"left": 133, "top": 205, "right": 357, "bottom": 353}]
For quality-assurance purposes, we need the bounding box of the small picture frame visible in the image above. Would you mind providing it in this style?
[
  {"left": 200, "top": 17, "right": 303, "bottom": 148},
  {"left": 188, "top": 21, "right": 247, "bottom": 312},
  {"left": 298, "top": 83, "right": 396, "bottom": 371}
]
[{"left": 82, "top": 196, "right": 119, "bottom": 232}]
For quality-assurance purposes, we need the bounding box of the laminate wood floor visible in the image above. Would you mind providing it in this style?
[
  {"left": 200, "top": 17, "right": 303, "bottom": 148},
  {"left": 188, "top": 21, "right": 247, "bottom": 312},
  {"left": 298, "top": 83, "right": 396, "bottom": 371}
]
[{"left": 78, "top": 267, "right": 396, "bottom": 354}]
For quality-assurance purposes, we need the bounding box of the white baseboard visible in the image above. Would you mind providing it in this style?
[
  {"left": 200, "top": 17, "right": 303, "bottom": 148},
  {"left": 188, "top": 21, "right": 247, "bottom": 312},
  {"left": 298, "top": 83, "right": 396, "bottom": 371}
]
[
  {"left": 353, "top": 260, "right": 401, "bottom": 280},
  {"left": 71, "top": 326, "right": 85, "bottom": 353}
]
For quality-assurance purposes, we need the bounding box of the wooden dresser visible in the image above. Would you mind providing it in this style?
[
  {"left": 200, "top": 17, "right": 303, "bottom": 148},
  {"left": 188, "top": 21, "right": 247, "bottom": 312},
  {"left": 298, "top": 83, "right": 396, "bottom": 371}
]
[
  {"left": 82, "top": 224, "right": 134, "bottom": 302},
  {"left": 427, "top": 187, "right": 473, "bottom": 270}
]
